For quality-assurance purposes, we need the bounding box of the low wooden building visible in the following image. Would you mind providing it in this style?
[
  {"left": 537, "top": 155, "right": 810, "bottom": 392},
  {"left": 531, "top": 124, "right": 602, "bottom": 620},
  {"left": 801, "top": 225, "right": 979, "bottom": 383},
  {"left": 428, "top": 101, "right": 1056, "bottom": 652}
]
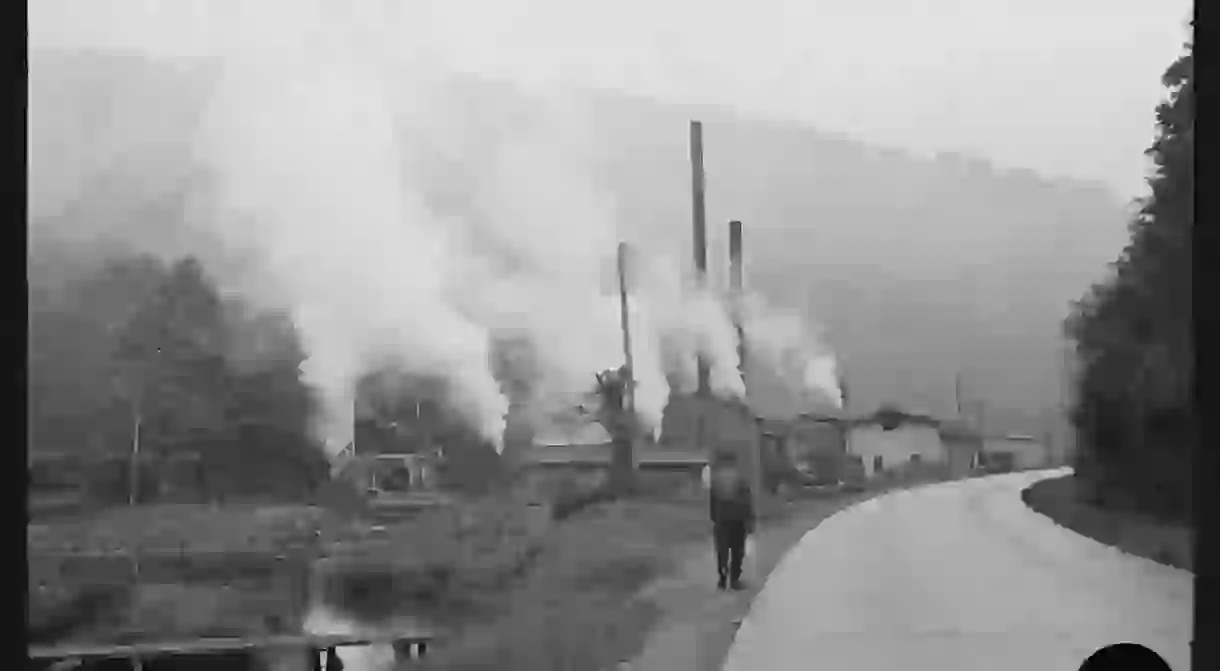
[
  {"left": 517, "top": 442, "right": 709, "bottom": 487},
  {"left": 516, "top": 442, "right": 615, "bottom": 498},
  {"left": 332, "top": 451, "right": 442, "bottom": 495},
  {"left": 783, "top": 412, "right": 849, "bottom": 482},
  {"left": 514, "top": 430, "right": 709, "bottom": 513},
  {"left": 937, "top": 420, "right": 984, "bottom": 478}
]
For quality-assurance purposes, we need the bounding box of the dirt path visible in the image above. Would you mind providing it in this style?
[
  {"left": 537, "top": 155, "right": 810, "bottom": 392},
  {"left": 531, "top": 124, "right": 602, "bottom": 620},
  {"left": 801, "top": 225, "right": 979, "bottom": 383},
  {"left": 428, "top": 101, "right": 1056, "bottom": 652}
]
[{"left": 627, "top": 489, "right": 879, "bottom": 671}]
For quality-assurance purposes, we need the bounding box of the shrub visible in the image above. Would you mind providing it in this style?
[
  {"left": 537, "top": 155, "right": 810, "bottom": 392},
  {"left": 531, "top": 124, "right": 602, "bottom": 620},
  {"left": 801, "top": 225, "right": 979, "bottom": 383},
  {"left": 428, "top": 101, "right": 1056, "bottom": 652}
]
[
  {"left": 318, "top": 499, "right": 543, "bottom": 622},
  {"left": 552, "top": 483, "right": 618, "bottom": 521}
]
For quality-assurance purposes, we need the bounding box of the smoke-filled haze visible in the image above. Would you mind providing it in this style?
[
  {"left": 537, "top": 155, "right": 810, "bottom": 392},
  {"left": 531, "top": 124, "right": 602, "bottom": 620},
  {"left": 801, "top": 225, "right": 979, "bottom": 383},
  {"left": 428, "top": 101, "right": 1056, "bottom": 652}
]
[
  {"left": 30, "top": 0, "right": 1190, "bottom": 448},
  {"left": 28, "top": 0, "right": 841, "bottom": 451}
]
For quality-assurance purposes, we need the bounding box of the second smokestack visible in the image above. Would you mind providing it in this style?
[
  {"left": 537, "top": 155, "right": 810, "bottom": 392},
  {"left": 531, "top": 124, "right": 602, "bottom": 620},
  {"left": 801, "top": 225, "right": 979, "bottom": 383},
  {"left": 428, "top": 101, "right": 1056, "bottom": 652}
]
[
  {"left": 729, "top": 220, "right": 743, "bottom": 292},
  {"left": 729, "top": 220, "right": 745, "bottom": 376}
]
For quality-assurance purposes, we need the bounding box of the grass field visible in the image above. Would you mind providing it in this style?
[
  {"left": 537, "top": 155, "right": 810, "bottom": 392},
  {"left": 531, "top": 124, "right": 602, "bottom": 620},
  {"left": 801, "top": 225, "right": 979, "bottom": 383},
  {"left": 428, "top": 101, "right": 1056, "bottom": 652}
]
[{"left": 28, "top": 503, "right": 365, "bottom": 644}]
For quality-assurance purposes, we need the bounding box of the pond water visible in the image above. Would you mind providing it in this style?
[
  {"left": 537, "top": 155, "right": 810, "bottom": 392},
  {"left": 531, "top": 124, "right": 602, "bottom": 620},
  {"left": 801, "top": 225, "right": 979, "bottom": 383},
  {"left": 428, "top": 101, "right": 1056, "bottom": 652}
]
[
  {"left": 33, "top": 547, "right": 436, "bottom": 670},
  {"left": 32, "top": 598, "right": 427, "bottom": 671},
  {"left": 298, "top": 600, "right": 429, "bottom": 671}
]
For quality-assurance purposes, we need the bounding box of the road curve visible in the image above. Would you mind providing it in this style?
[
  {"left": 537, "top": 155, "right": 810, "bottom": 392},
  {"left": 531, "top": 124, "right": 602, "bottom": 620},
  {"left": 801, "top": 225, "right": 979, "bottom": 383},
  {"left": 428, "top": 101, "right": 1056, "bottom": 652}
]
[{"left": 721, "top": 469, "right": 1193, "bottom": 671}]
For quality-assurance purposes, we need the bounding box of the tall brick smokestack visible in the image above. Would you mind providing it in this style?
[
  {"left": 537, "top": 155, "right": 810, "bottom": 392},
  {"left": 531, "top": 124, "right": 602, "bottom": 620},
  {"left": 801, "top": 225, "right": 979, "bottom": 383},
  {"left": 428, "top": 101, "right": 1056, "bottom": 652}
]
[{"left": 690, "top": 120, "right": 710, "bottom": 396}]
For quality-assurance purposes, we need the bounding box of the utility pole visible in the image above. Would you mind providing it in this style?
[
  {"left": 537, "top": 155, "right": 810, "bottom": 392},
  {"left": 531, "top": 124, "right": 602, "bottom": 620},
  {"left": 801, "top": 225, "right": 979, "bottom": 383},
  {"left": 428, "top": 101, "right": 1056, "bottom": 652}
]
[
  {"left": 729, "top": 220, "right": 745, "bottom": 358},
  {"left": 618, "top": 242, "right": 636, "bottom": 416},
  {"left": 956, "top": 371, "right": 983, "bottom": 470},
  {"left": 690, "top": 120, "right": 710, "bottom": 396},
  {"left": 955, "top": 371, "right": 963, "bottom": 418},
  {"left": 838, "top": 365, "right": 851, "bottom": 456},
  {"left": 838, "top": 366, "right": 849, "bottom": 414},
  {"left": 128, "top": 406, "right": 142, "bottom": 506},
  {"left": 613, "top": 241, "right": 638, "bottom": 486}
]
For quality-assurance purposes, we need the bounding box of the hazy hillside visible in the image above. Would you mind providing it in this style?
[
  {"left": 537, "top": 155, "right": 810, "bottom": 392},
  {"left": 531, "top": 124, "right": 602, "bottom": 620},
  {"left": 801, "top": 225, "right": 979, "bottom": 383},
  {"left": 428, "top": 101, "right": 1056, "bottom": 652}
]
[
  {"left": 29, "top": 49, "right": 1130, "bottom": 438},
  {"left": 563, "top": 86, "right": 1129, "bottom": 433},
  {"left": 427, "top": 74, "right": 1129, "bottom": 432}
]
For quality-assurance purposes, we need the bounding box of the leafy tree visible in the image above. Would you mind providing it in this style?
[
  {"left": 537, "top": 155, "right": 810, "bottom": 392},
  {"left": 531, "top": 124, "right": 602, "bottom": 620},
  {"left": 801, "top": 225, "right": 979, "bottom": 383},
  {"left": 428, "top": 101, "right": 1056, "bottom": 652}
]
[
  {"left": 592, "top": 365, "right": 638, "bottom": 493},
  {"left": 28, "top": 249, "right": 328, "bottom": 504},
  {"left": 213, "top": 304, "right": 329, "bottom": 501},
  {"left": 1065, "top": 36, "right": 1193, "bottom": 520},
  {"left": 113, "top": 258, "right": 231, "bottom": 454},
  {"left": 29, "top": 252, "right": 167, "bottom": 462}
]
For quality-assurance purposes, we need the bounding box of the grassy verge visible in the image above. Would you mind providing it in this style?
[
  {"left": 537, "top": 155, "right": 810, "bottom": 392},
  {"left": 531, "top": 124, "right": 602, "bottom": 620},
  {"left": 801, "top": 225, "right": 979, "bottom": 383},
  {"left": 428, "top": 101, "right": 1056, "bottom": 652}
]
[
  {"left": 1022, "top": 474, "right": 1193, "bottom": 571},
  {"left": 314, "top": 496, "right": 546, "bottom": 626},
  {"left": 627, "top": 465, "right": 1004, "bottom": 671},
  {"left": 411, "top": 494, "right": 709, "bottom": 670},
  {"left": 412, "top": 467, "right": 978, "bottom": 671}
]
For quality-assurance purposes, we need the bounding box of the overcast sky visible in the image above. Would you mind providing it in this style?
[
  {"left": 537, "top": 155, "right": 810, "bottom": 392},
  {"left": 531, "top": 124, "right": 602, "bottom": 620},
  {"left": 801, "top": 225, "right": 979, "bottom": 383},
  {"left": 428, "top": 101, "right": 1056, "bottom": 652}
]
[{"left": 31, "top": 0, "right": 1191, "bottom": 201}]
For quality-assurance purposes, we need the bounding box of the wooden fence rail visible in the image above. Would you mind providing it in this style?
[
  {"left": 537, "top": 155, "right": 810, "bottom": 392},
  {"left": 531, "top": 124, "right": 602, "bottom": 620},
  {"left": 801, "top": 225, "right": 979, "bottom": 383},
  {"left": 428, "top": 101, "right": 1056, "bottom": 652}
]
[{"left": 30, "top": 631, "right": 436, "bottom": 670}]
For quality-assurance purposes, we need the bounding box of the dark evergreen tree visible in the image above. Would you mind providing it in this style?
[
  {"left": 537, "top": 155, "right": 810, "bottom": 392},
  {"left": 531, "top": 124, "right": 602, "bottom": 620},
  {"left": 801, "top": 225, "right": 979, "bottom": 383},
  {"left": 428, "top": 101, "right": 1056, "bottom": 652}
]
[{"left": 1065, "top": 36, "right": 1193, "bottom": 520}]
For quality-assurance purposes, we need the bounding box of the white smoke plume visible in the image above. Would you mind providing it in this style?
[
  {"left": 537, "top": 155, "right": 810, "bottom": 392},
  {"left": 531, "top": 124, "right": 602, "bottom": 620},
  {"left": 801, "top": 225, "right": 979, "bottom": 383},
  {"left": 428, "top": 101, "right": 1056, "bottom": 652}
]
[
  {"left": 738, "top": 293, "right": 843, "bottom": 409},
  {"left": 29, "top": 0, "right": 836, "bottom": 453}
]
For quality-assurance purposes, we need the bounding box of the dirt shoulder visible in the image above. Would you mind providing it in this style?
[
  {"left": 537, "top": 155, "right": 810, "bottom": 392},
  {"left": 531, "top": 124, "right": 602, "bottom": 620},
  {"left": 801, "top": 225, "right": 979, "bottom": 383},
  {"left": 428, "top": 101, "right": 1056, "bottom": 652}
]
[
  {"left": 624, "top": 469, "right": 1010, "bottom": 671},
  {"left": 625, "top": 485, "right": 895, "bottom": 671},
  {"left": 1021, "top": 474, "right": 1193, "bottom": 572}
]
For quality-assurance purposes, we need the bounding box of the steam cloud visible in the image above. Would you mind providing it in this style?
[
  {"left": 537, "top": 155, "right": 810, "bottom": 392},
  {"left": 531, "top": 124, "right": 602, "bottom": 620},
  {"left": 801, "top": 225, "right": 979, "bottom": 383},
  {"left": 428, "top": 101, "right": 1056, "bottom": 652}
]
[
  {"left": 738, "top": 294, "right": 844, "bottom": 410},
  {"left": 29, "top": 0, "right": 840, "bottom": 453}
]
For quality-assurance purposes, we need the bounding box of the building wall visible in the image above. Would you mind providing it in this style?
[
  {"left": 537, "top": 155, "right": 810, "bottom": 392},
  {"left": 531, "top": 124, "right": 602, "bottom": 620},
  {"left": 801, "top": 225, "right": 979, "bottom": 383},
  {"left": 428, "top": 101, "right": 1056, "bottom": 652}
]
[
  {"left": 520, "top": 437, "right": 709, "bottom": 502},
  {"left": 941, "top": 439, "right": 980, "bottom": 478},
  {"left": 848, "top": 424, "right": 946, "bottom": 478},
  {"left": 983, "top": 438, "right": 1051, "bottom": 470},
  {"left": 786, "top": 419, "right": 846, "bottom": 463}
]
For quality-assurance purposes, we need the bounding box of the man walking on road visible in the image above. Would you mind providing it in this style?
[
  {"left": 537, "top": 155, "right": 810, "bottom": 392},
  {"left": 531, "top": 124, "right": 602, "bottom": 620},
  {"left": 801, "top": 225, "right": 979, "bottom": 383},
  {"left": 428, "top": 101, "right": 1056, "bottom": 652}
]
[{"left": 710, "top": 454, "right": 755, "bottom": 591}]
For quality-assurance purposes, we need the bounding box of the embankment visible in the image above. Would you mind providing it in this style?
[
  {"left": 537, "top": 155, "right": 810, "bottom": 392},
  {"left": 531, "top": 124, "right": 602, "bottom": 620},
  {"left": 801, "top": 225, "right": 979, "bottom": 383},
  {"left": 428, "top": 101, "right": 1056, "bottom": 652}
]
[{"left": 1021, "top": 473, "right": 1193, "bottom": 572}]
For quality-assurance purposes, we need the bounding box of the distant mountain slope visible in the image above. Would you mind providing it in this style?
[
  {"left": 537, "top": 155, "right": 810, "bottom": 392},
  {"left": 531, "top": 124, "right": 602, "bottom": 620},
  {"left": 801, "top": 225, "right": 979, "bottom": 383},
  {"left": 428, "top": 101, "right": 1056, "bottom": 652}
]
[
  {"left": 29, "top": 50, "right": 1129, "bottom": 436},
  {"left": 557, "top": 85, "right": 1129, "bottom": 431}
]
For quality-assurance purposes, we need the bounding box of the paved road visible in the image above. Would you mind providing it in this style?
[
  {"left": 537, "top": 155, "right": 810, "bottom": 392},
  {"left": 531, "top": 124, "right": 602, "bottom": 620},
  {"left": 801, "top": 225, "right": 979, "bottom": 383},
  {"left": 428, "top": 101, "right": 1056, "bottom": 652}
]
[{"left": 721, "top": 469, "right": 1193, "bottom": 671}]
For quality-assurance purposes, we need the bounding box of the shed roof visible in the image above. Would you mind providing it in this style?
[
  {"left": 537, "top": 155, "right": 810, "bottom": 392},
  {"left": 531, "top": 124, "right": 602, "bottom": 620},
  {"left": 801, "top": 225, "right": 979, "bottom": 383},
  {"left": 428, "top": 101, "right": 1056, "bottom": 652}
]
[
  {"left": 521, "top": 443, "right": 612, "bottom": 465},
  {"left": 938, "top": 419, "right": 983, "bottom": 442},
  {"left": 519, "top": 443, "right": 707, "bottom": 467}
]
